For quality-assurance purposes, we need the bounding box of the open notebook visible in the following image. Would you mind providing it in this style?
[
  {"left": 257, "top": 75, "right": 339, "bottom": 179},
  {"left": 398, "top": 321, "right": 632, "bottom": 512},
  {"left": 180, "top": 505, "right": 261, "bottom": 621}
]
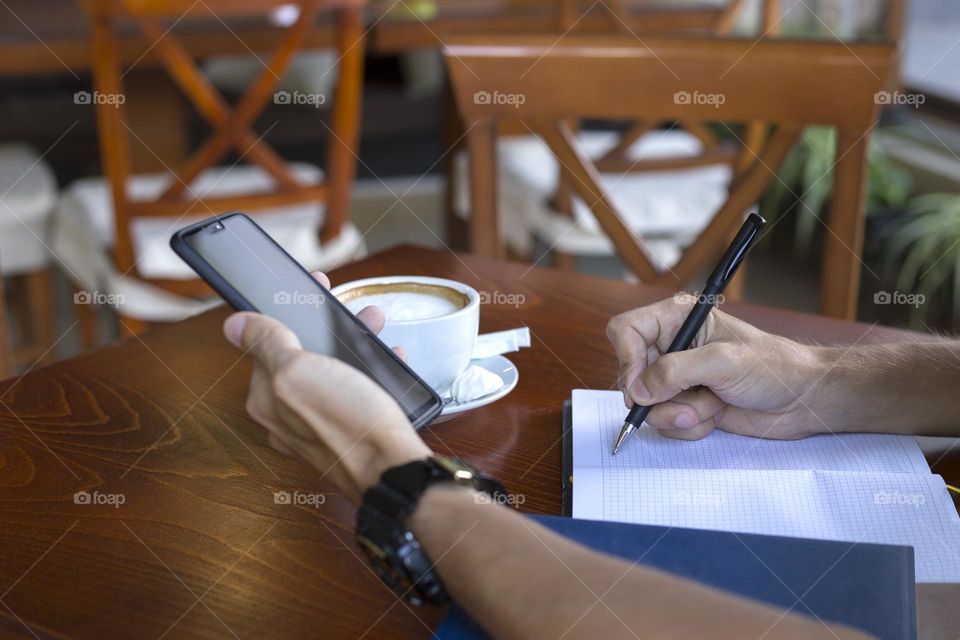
[{"left": 571, "top": 389, "right": 960, "bottom": 583}]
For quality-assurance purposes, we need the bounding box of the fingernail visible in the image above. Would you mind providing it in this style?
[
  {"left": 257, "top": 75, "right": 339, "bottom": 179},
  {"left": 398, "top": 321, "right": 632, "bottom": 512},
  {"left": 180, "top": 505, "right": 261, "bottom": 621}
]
[
  {"left": 674, "top": 412, "right": 698, "bottom": 428},
  {"left": 631, "top": 380, "right": 651, "bottom": 402},
  {"left": 223, "top": 314, "right": 247, "bottom": 347}
]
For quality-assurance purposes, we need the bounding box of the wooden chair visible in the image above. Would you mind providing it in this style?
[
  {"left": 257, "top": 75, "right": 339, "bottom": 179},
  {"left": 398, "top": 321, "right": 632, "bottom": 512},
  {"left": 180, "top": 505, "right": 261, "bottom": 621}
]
[
  {"left": 57, "top": 0, "right": 366, "bottom": 335},
  {"left": 442, "top": 0, "right": 782, "bottom": 299},
  {"left": 445, "top": 34, "right": 898, "bottom": 319}
]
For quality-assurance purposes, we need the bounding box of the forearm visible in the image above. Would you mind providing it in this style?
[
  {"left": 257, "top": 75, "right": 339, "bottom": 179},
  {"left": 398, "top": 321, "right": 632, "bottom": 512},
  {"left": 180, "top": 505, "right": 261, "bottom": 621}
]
[
  {"left": 813, "top": 339, "right": 960, "bottom": 436},
  {"left": 409, "top": 486, "right": 868, "bottom": 640}
]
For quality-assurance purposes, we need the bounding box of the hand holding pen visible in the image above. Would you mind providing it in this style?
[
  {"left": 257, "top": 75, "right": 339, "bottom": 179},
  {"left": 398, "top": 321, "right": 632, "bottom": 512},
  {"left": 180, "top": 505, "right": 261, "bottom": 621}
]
[{"left": 612, "top": 213, "right": 766, "bottom": 455}]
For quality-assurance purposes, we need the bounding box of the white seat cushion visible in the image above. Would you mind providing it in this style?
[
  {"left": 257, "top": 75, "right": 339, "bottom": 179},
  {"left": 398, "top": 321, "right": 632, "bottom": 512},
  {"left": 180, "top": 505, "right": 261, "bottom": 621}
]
[
  {"left": 59, "top": 163, "right": 332, "bottom": 280},
  {"left": 203, "top": 49, "right": 338, "bottom": 100},
  {"left": 51, "top": 162, "right": 366, "bottom": 321},
  {"left": 454, "top": 130, "right": 735, "bottom": 270},
  {"left": 0, "top": 143, "right": 58, "bottom": 273}
]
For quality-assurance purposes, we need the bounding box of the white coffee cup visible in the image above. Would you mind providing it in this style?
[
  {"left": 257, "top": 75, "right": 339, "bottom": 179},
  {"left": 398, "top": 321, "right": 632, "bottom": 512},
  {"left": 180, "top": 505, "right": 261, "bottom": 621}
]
[{"left": 331, "top": 276, "right": 480, "bottom": 392}]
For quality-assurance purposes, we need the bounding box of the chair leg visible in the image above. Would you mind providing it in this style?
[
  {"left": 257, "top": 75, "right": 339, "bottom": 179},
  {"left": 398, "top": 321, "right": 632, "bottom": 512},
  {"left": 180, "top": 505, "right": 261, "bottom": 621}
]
[
  {"left": 25, "top": 269, "right": 56, "bottom": 363},
  {"left": 724, "top": 262, "right": 748, "bottom": 302},
  {"left": 8, "top": 275, "right": 29, "bottom": 344},
  {"left": 554, "top": 251, "right": 578, "bottom": 271},
  {"left": 119, "top": 316, "right": 148, "bottom": 337},
  {"left": 0, "top": 277, "right": 12, "bottom": 378},
  {"left": 73, "top": 290, "right": 99, "bottom": 351}
]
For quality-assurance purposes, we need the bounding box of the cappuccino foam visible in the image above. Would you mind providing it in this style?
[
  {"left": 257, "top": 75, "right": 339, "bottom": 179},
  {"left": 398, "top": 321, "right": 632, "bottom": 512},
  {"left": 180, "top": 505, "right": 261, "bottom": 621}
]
[{"left": 342, "top": 289, "right": 464, "bottom": 322}]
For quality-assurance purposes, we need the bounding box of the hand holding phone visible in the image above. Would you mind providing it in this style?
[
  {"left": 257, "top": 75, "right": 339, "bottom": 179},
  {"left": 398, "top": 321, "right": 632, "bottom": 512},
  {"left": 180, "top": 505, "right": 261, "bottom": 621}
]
[
  {"left": 222, "top": 309, "right": 433, "bottom": 501},
  {"left": 171, "top": 212, "right": 443, "bottom": 428}
]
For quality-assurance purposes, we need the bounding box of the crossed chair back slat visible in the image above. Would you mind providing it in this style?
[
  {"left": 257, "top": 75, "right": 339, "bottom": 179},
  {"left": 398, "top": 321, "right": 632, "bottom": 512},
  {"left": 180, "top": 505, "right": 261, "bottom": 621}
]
[
  {"left": 446, "top": 34, "right": 898, "bottom": 319},
  {"left": 85, "top": 0, "right": 365, "bottom": 295}
]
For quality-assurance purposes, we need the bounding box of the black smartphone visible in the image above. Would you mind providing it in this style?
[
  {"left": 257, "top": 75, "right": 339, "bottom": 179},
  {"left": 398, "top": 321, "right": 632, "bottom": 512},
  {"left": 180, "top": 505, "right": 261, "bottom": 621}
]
[{"left": 170, "top": 212, "right": 443, "bottom": 429}]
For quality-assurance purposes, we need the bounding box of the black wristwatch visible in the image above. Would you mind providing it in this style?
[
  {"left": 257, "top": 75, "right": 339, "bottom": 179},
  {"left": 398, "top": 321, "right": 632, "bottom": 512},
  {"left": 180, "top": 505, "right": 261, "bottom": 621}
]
[{"left": 355, "top": 456, "right": 506, "bottom": 605}]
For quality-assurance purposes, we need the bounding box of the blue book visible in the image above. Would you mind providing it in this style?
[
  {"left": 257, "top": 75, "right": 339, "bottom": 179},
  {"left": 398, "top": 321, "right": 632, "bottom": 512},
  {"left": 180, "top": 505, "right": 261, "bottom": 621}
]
[{"left": 436, "top": 514, "right": 916, "bottom": 640}]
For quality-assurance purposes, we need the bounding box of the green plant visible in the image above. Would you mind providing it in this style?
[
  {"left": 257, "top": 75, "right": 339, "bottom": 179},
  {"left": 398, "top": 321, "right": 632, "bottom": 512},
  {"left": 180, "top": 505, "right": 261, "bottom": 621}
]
[
  {"left": 760, "top": 126, "right": 912, "bottom": 253},
  {"left": 884, "top": 193, "right": 960, "bottom": 326}
]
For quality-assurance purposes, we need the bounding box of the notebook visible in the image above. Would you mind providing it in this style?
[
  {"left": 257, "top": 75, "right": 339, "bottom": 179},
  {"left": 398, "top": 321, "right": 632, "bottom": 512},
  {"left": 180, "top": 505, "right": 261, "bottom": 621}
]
[
  {"left": 437, "top": 514, "right": 917, "bottom": 640},
  {"left": 570, "top": 389, "right": 960, "bottom": 583}
]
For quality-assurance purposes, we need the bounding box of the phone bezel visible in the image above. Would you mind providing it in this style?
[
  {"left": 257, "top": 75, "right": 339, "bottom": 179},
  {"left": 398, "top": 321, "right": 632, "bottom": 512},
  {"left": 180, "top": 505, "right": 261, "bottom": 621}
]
[{"left": 170, "top": 211, "right": 443, "bottom": 429}]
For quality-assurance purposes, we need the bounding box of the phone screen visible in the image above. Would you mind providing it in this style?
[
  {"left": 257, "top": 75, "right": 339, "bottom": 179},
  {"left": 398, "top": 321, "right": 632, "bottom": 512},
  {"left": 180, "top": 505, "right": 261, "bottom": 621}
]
[{"left": 177, "top": 213, "right": 441, "bottom": 428}]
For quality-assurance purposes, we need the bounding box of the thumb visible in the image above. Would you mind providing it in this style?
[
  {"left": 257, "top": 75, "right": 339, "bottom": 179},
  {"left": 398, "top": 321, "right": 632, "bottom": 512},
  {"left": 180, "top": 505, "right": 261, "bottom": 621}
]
[
  {"left": 631, "top": 343, "right": 733, "bottom": 405},
  {"left": 223, "top": 312, "right": 303, "bottom": 373}
]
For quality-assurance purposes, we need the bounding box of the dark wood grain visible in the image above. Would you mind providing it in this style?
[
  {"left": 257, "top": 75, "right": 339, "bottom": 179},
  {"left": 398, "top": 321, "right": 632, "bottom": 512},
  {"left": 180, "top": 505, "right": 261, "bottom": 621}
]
[{"left": 0, "top": 246, "right": 956, "bottom": 638}]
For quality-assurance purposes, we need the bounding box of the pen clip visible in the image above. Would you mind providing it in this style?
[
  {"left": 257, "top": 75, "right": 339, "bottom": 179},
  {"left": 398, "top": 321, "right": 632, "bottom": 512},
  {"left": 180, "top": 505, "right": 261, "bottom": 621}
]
[
  {"left": 721, "top": 224, "right": 761, "bottom": 282},
  {"left": 708, "top": 213, "right": 766, "bottom": 289}
]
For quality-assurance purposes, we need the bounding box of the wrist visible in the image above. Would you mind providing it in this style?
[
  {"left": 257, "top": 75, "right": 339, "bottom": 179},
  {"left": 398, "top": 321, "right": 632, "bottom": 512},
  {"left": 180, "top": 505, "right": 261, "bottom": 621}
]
[
  {"left": 352, "top": 432, "right": 433, "bottom": 498},
  {"left": 805, "top": 346, "right": 869, "bottom": 434}
]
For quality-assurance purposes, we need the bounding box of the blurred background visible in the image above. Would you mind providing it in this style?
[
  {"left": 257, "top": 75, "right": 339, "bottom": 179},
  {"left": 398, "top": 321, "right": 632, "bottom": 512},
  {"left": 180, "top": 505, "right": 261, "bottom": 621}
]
[{"left": 0, "top": 0, "right": 958, "bottom": 374}]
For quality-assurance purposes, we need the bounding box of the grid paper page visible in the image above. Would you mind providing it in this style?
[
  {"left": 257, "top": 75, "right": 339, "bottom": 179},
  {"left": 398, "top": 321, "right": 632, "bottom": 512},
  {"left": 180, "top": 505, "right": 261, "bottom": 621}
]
[
  {"left": 570, "top": 389, "right": 960, "bottom": 582},
  {"left": 573, "top": 468, "right": 960, "bottom": 583},
  {"left": 572, "top": 389, "right": 930, "bottom": 473}
]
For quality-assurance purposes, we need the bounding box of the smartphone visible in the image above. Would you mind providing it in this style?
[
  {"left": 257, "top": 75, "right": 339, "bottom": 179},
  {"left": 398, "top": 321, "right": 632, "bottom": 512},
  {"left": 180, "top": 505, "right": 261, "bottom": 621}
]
[{"left": 170, "top": 212, "right": 443, "bottom": 428}]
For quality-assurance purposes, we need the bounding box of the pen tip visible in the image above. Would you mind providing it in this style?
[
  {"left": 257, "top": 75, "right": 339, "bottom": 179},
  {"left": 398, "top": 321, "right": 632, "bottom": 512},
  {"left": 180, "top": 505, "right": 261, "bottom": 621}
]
[{"left": 612, "top": 423, "right": 632, "bottom": 456}]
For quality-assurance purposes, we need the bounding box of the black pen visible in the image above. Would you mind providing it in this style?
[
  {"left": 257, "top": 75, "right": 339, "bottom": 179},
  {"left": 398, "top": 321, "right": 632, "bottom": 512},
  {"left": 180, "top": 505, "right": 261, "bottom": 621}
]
[{"left": 611, "top": 212, "right": 767, "bottom": 456}]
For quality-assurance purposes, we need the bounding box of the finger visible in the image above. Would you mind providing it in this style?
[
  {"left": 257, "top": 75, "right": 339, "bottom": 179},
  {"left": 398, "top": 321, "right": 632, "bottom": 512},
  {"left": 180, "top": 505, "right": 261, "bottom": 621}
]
[
  {"left": 654, "top": 416, "right": 719, "bottom": 441},
  {"left": 310, "top": 271, "right": 331, "bottom": 290},
  {"left": 645, "top": 388, "right": 725, "bottom": 431},
  {"left": 392, "top": 345, "right": 407, "bottom": 362},
  {"left": 632, "top": 342, "right": 734, "bottom": 405},
  {"left": 356, "top": 305, "right": 385, "bottom": 335},
  {"left": 607, "top": 297, "right": 699, "bottom": 399},
  {"left": 224, "top": 312, "right": 303, "bottom": 374}
]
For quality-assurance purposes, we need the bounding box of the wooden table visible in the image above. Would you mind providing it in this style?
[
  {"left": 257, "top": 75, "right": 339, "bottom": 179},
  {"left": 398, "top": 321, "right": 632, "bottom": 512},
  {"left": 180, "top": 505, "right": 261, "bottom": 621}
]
[{"left": 1, "top": 246, "right": 957, "bottom": 638}]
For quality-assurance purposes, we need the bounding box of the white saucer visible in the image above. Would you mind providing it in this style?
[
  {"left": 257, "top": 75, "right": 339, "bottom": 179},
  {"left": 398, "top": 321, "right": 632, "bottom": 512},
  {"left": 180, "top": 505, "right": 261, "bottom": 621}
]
[{"left": 432, "top": 355, "right": 518, "bottom": 423}]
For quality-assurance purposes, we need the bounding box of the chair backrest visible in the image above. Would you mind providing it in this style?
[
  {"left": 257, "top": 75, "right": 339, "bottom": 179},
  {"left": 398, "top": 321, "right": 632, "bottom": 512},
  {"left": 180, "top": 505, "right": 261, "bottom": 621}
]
[
  {"left": 84, "top": 0, "right": 365, "bottom": 296},
  {"left": 445, "top": 34, "right": 899, "bottom": 319}
]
